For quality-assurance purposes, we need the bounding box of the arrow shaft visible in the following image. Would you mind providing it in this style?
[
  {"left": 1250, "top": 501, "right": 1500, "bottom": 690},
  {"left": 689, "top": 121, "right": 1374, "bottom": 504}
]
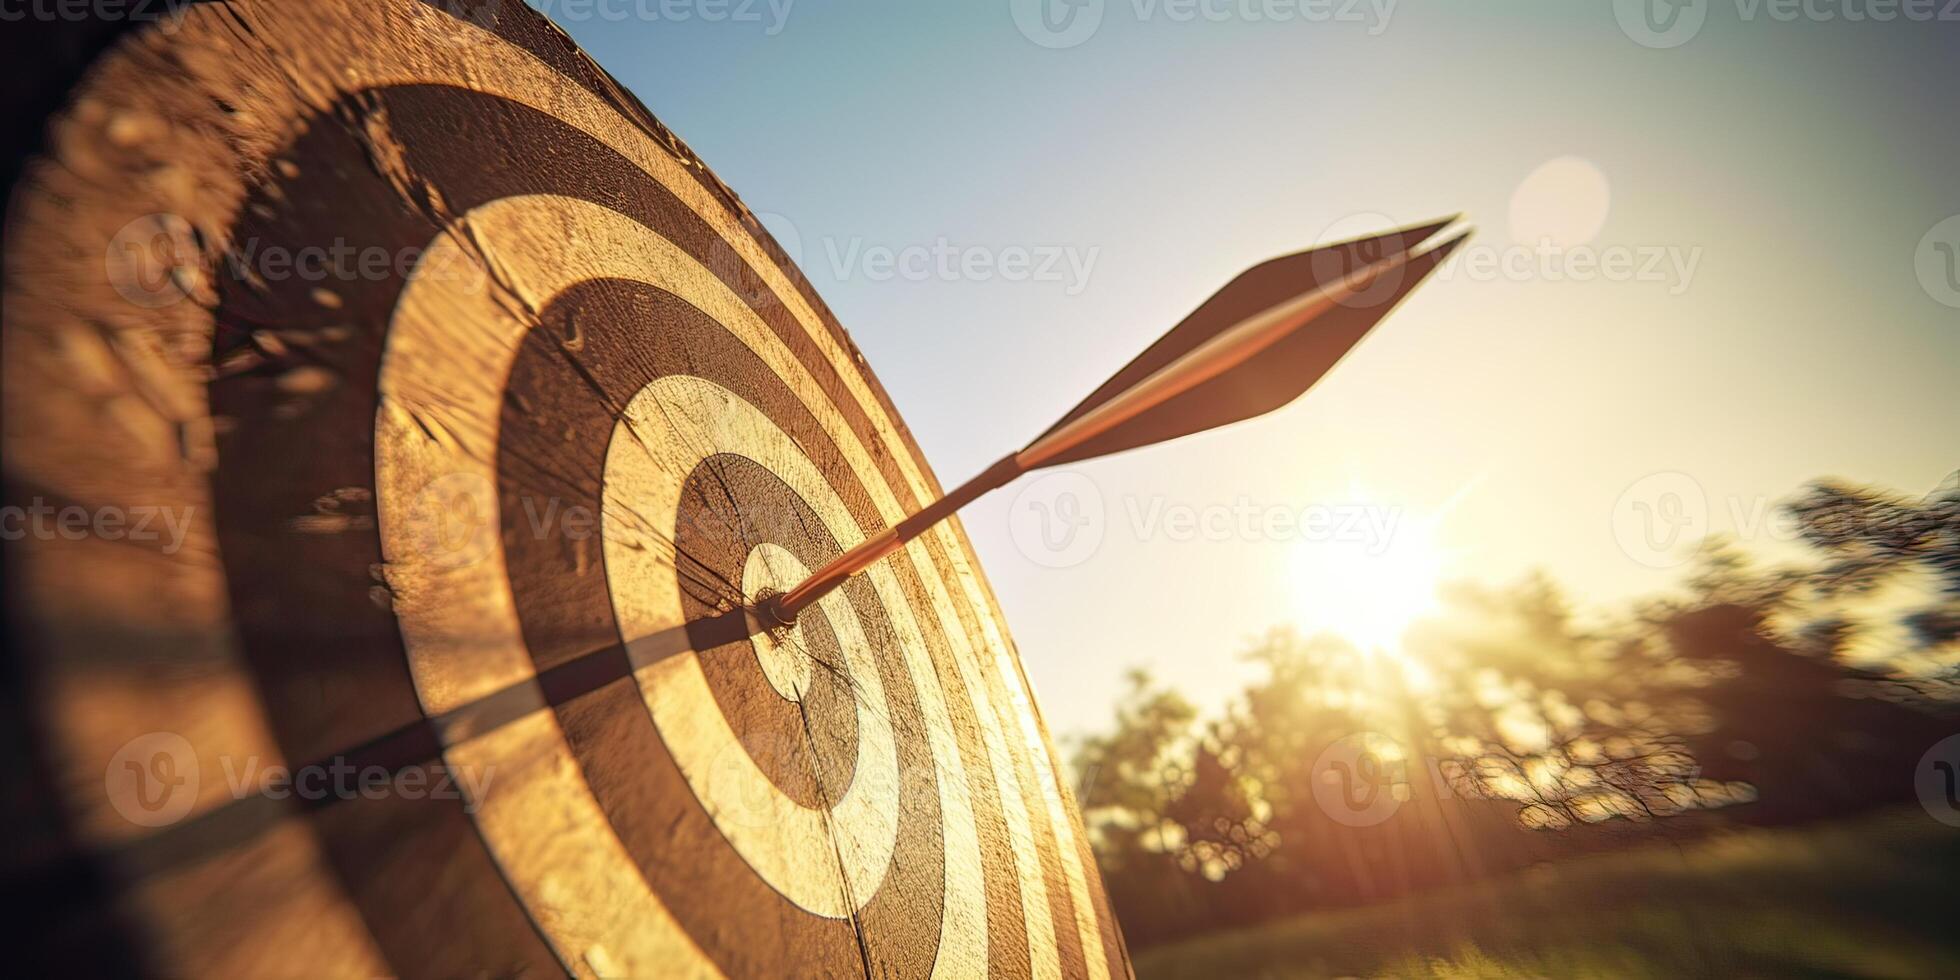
[{"left": 767, "top": 455, "right": 1024, "bottom": 622}]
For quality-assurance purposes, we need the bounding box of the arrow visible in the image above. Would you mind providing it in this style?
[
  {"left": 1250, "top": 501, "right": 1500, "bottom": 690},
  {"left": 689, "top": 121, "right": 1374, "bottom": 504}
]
[{"left": 757, "top": 217, "right": 1470, "bottom": 627}]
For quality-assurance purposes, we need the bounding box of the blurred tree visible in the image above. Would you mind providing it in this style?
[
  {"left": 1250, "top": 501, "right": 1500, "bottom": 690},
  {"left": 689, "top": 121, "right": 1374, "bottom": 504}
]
[
  {"left": 1077, "top": 469, "right": 1960, "bottom": 945},
  {"left": 1770, "top": 474, "right": 1960, "bottom": 693},
  {"left": 1788, "top": 474, "right": 1960, "bottom": 596},
  {"left": 1071, "top": 670, "right": 1207, "bottom": 937}
]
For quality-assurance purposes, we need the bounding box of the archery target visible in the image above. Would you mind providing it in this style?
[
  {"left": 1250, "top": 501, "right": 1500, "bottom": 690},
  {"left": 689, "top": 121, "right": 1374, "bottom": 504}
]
[{"left": 0, "top": 2, "right": 1130, "bottom": 978}]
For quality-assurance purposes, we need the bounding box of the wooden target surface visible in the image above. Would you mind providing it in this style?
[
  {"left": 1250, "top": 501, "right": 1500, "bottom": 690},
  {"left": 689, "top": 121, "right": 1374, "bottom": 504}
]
[{"left": 0, "top": 2, "right": 1129, "bottom": 976}]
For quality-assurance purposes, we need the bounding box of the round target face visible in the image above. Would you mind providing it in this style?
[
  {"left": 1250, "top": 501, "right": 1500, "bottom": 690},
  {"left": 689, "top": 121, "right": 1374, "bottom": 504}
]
[{"left": 1, "top": 2, "right": 1129, "bottom": 977}]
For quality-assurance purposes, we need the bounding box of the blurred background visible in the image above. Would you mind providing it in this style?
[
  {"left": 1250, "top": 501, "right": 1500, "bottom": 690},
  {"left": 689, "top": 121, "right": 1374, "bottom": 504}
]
[{"left": 556, "top": 1, "right": 1959, "bottom": 974}]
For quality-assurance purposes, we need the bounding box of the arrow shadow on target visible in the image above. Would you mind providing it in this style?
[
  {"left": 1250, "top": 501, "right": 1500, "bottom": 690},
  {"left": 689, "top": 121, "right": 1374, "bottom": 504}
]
[{"left": 93, "top": 606, "right": 758, "bottom": 880}]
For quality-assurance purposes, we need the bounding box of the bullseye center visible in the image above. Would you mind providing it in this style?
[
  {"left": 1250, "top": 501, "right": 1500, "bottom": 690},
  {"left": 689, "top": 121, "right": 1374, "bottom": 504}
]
[{"left": 742, "top": 543, "right": 815, "bottom": 701}]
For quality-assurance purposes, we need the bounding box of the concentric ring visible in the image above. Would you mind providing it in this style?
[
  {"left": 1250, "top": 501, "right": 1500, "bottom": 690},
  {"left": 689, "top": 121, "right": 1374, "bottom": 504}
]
[{"left": 1, "top": 2, "right": 1129, "bottom": 977}]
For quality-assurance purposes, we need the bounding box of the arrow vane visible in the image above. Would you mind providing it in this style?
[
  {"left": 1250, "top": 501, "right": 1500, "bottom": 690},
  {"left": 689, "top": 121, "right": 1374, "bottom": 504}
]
[{"left": 758, "top": 217, "right": 1470, "bottom": 627}]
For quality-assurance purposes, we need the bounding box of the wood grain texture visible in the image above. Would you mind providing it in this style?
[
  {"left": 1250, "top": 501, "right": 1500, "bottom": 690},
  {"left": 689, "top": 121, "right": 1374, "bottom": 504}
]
[{"left": 1, "top": 2, "right": 1132, "bottom": 977}]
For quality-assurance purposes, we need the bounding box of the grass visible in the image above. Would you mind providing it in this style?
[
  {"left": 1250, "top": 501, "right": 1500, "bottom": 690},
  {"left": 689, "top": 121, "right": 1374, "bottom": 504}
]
[{"left": 1132, "top": 809, "right": 1960, "bottom": 979}]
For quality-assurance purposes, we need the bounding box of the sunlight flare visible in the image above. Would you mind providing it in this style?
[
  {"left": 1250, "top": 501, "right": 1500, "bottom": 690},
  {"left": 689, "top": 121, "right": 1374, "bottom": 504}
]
[{"left": 1286, "top": 489, "right": 1447, "bottom": 653}]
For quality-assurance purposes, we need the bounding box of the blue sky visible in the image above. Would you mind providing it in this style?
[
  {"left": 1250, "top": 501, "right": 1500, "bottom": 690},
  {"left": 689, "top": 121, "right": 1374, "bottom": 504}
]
[{"left": 547, "top": 0, "right": 1960, "bottom": 734}]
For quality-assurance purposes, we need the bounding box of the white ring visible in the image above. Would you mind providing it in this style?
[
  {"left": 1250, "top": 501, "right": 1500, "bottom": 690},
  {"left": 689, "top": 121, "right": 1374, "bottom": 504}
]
[{"left": 605, "top": 374, "right": 901, "bottom": 916}]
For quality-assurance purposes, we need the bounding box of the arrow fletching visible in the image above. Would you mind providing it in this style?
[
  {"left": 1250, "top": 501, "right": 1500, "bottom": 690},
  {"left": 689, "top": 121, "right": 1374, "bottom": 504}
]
[{"left": 1020, "top": 217, "right": 1468, "bottom": 468}]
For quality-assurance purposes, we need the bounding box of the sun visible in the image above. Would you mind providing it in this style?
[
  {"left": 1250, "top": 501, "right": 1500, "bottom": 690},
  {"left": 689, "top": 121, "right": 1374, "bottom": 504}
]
[{"left": 1286, "top": 499, "right": 1446, "bottom": 653}]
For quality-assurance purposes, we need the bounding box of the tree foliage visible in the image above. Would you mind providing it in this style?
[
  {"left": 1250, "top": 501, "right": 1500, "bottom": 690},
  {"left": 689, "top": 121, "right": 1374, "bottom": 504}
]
[{"left": 1074, "top": 469, "right": 1960, "bottom": 943}]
